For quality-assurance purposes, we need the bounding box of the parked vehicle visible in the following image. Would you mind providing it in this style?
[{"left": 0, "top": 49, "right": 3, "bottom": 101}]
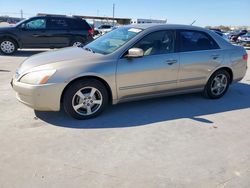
[
  {"left": 96, "top": 24, "right": 113, "bottom": 35},
  {"left": 210, "top": 30, "right": 229, "bottom": 42},
  {"left": 238, "top": 33, "right": 250, "bottom": 47},
  {"left": 209, "top": 28, "right": 222, "bottom": 33},
  {"left": 229, "top": 30, "right": 248, "bottom": 42},
  {"left": 0, "top": 15, "right": 93, "bottom": 55},
  {"left": 11, "top": 24, "right": 248, "bottom": 119}
]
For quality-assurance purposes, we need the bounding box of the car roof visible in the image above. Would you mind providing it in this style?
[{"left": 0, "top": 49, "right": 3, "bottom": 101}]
[
  {"left": 121, "top": 23, "right": 233, "bottom": 50},
  {"left": 29, "top": 15, "right": 83, "bottom": 20},
  {"left": 125, "top": 23, "right": 208, "bottom": 32}
]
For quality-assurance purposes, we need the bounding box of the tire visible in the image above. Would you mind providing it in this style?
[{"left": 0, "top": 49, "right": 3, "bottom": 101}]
[
  {"left": 63, "top": 79, "right": 109, "bottom": 120},
  {"left": 203, "top": 69, "right": 230, "bottom": 99},
  {"left": 70, "top": 38, "right": 85, "bottom": 47},
  {"left": 0, "top": 38, "right": 18, "bottom": 55}
]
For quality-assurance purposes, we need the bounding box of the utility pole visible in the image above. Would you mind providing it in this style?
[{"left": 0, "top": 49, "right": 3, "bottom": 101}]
[
  {"left": 20, "top": 9, "right": 23, "bottom": 19},
  {"left": 112, "top": 3, "right": 115, "bottom": 26}
]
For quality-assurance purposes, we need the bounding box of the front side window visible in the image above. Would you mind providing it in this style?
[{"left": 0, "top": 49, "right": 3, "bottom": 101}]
[
  {"left": 86, "top": 27, "right": 143, "bottom": 54},
  {"left": 179, "top": 30, "right": 219, "bottom": 52},
  {"left": 133, "top": 30, "right": 175, "bottom": 56},
  {"left": 25, "top": 18, "right": 46, "bottom": 29}
]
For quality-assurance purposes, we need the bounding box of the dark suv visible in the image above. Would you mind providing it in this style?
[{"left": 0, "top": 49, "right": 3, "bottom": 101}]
[{"left": 0, "top": 15, "right": 93, "bottom": 55}]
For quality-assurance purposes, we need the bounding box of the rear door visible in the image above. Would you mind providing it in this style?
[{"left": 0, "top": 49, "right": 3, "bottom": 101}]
[
  {"left": 177, "top": 30, "right": 223, "bottom": 89},
  {"left": 46, "top": 17, "right": 70, "bottom": 47}
]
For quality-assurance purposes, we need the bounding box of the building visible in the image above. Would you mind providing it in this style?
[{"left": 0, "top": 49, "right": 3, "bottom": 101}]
[
  {"left": 130, "top": 18, "right": 167, "bottom": 24},
  {"left": 73, "top": 15, "right": 131, "bottom": 28},
  {"left": 0, "top": 16, "right": 23, "bottom": 24},
  {"left": 36, "top": 13, "right": 168, "bottom": 27},
  {"left": 37, "top": 13, "right": 131, "bottom": 28}
]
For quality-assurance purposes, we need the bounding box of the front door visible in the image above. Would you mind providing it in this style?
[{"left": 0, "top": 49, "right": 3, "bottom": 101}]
[
  {"left": 117, "top": 30, "right": 180, "bottom": 100},
  {"left": 19, "top": 17, "right": 49, "bottom": 48}
]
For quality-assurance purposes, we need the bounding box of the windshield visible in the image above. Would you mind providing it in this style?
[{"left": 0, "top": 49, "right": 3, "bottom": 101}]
[
  {"left": 14, "top": 18, "right": 28, "bottom": 27},
  {"left": 85, "top": 27, "right": 143, "bottom": 55}
]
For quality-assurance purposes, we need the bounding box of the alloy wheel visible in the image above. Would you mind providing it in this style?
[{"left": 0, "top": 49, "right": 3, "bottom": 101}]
[
  {"left": 72, "top": 42, "right": 83, "bottom": 47},
  {"left": 0, "top": 40, "right": 15, "bottom": 54},
  {"left": 72, "top": 87, "right": 103, "bottom": 116},
  {"left": 210, "top": 74, "right": 228, "bottom": 96}
]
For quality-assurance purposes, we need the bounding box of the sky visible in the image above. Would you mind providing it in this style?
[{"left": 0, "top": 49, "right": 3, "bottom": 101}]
[{"left": 0, "top": 0, "right": 250, "bottom": 26}]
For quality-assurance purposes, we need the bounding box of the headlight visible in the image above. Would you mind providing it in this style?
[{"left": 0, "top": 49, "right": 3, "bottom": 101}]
[{"left": 19, "top": 69, "right": 56, "bottom": 85}]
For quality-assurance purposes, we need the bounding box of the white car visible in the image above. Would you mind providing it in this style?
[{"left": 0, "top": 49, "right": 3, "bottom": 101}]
[
  {"left": 96, "top": 25, "right": 113, "bottom": 35},
  {"left": 238, "top": 33, "right": 250, "bottom": 47}
]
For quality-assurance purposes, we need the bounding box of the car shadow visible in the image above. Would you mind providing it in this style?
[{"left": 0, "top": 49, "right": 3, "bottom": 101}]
[{"left": 35, "top": 82, "right": 250, "bottom": 129}]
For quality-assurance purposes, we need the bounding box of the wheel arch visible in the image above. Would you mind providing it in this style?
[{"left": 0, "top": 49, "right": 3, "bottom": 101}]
[
  {"left": 0, "top": 35, "right": 20, "bottom": 48},
  {"left": 70, "top": 35, "right": 87, "bottom": 46},
  {"left": 60, "top": 75, "right": 113, "bottom": 105},
  {"left": 207, "top": 66, "right": 233, "bottom": 84}
]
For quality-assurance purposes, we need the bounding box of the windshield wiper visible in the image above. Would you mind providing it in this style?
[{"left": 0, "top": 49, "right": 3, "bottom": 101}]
[{"left": 83, "top": 47, "right": 95, "bottom": 53}]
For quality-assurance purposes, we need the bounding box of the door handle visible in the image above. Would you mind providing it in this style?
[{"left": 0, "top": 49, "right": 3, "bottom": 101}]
[
  {"left": 32, "top": 34, "right": 40, "bottom": 37},
  {"left": 166, "top": 59, "right": 177, "bottom": 65}
]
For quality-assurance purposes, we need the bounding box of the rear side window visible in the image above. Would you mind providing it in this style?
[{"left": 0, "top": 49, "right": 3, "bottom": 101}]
[
  {"left": 68, "top": 18, "right": 91, "bottom": 30},
  {"left": 47, "top": 18, "right": 69, "bottom": 29},
  {"left": 179, "top": 30, "right": 219, "bottom": 52}
]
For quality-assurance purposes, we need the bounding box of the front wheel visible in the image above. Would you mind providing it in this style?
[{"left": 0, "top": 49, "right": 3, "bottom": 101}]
[
  {"left": 63, "top": 79, "right": 109, "bottom": 119},
  {"left": 0, "top": 38, "right": 17, "bottom": 55},
  {"left": 203, "top": 70, "right": 230, "bottom": 99}
]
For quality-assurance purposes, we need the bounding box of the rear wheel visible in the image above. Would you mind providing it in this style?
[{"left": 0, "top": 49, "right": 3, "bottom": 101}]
[
  {"left": 0, "top": 38, "right": 17, "bottom": 55},
  {"left": 70, "top": 38, "right": 85, "bottom": 47},
  {"left": 203, "top": 70, "right": 230, "bottom": 99},
  {"left": 63, "top": 79, "right": 108, "bottom": 119}
]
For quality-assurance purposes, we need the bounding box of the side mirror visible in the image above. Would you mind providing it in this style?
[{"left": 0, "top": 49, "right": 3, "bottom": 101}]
[
  {"left": 19, "top": 23, "right": 26, "bottom": 30},
  {"left": 126, "top": 48, "right": 144, "bottom": 58}
]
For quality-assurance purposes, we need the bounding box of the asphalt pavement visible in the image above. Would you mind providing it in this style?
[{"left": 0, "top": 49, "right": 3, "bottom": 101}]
[{"left": 0, "top": 49, "right": 250, "bottom": 188}]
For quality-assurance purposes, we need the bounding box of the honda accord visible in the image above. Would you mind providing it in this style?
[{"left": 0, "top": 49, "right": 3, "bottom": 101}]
[{"left": 12, "top": 24, "right": 248, "bottom": 119}]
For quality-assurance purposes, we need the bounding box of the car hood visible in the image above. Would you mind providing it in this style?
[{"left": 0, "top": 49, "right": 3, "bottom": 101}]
[
  {"left": 18, "top": 47, "right": 104, "bottom": 74},
  {"left": 0, "top": 26, "right": 16, "bottom": 32}
]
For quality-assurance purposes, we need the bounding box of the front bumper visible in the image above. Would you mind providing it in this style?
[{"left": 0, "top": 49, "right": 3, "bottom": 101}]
[{"left": 11, "top": 78, "right": 67, "bottom": 111}]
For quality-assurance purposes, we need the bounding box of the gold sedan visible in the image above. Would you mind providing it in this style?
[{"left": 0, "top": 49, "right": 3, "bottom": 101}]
[{"left": 12, "top": 24, "right": 248, "bottom": 119}]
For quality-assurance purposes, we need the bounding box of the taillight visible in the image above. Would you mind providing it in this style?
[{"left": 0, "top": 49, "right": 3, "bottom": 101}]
[
  {"left": 88, "top": 28, "right": 94, "bottom": 36},
  {"left": 243, "top": 54, "right": 248, "bottom": 61}
]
